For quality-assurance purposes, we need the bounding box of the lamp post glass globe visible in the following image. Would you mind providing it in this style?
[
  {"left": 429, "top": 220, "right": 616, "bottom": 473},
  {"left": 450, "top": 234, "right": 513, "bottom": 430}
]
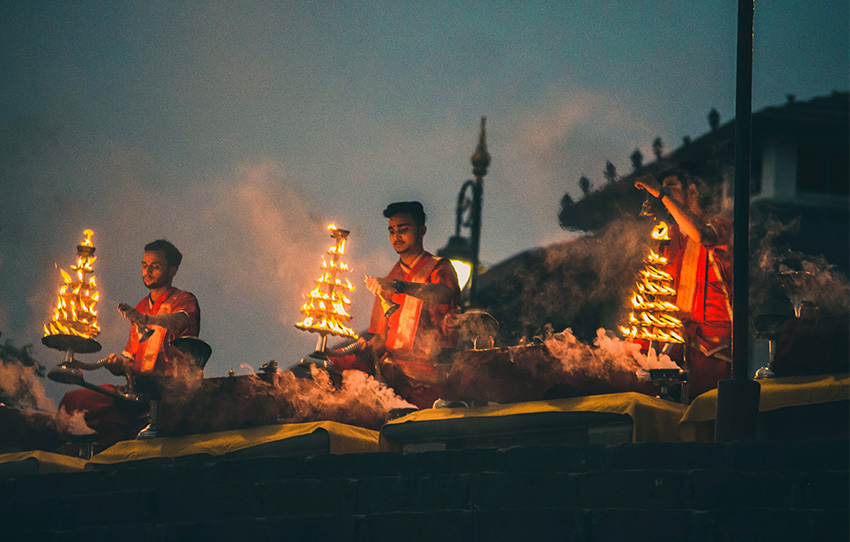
[{"left": 450, "top": 259, "right": 472, "bottom": 291}]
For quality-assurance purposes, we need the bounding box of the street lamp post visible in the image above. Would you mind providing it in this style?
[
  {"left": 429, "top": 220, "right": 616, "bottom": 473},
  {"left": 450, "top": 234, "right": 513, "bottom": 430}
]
[
  {"left": 715, "top": 0, "right": 760, "bottom": 442},
  {"left": 469, "top": 117, "right": 491, "bottom": 301},
  {"left": 438, "top": 117, "right": 490, "bottom": 303}
]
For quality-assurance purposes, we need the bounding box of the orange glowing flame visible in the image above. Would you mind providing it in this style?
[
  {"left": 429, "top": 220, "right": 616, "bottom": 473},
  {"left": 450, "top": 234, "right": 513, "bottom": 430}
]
[
  {"left": 636, "top": 280, "right": 677, "bottom": 297},
  {"left": 620, "top": 325, "right": 684, "bottom": 343},
  {"left": 651, "top": 222, "right": 670, "bottom": 241},
  {"left": 81, "top": 229, "right": 94, "bottom": 246},
  {"left": 620, "top": 220, "right": 683, "bottom": 344},
  {"left": 647, "top": 249, "right": 667, "bottom": 265},
  {"left": 44, "top": 229, "right": 101, "bottom": 338},
  {"left": 640, "top": 265, "right": 673, "bottom": 282},
  {"left": 631, "top": 293, "right": 679, "bottom": 312},
  {"left": 295, "top": 224, "right": 358, "bottom": 339}
]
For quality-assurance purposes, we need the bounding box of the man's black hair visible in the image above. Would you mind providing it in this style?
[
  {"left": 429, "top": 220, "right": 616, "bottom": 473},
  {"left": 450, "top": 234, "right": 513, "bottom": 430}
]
[
  {"left": 383, "top": 201, "right": 427, "bottom": 226},
  {"left": 144, "top": 239, "right": 183, "bottom": 268},
  {"left": 655, "top": 161, "right": 713, "bottom": 210}
]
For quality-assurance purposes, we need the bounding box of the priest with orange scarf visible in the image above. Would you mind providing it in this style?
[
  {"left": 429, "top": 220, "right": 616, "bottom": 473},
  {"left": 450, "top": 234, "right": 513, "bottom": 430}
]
[
  {"left": 59, "top": 239, "right": 200, "bottom": 447},
  {"left": 336, "top": 201, "right": 460, "bottom": 409}
]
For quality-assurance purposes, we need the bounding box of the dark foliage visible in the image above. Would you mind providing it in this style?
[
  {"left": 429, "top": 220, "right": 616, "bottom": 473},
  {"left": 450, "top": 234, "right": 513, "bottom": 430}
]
[
  {"left": 558, "top": 176, "right": 645, "bottom": 232},
  {"left": 0, "top": 335, "right": 44, "bottom": 376},
  {"left": 476, "top": 217, "right": 652, "bottom": 344}
]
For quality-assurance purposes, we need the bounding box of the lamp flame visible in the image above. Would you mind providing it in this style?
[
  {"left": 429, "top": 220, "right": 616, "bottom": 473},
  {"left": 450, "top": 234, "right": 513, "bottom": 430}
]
[
  {"left": 295, "top": 224, "right": 358, "bottom": 339},
  {"left": 44, "top": 229, "right": 101, "bottom": 339},
  {"left": 620, "top": 221, "right": 683, "bottom": 344}
]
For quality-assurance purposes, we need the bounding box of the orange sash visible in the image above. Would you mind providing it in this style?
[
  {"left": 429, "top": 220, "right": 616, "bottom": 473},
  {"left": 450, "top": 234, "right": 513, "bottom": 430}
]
[
  {"left": 386, "top": 255, "right": 440, "bottom": 352},
  {"left": 123, "top": 288, "right": 176, "bottom": 373}
]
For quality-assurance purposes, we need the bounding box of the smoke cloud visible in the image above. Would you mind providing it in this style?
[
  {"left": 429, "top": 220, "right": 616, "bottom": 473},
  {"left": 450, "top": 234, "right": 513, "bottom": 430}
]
[
  {"left": 281, "top": 367, "right": 415, "bottom": 428},
  {"left": 56, "top": 405, "right": 96, "bottom": 436},
  {"left": 753, "top": 215, "right": 850, "bottom": 316},
  {"left": 478, "top": 216, "right": 652, "bottom": 344},
  {"left": 158, "top": 366, "right": 414, "bottom": 434},
  {"left": 0, "top": 358, "right": 54, "bottom": 412},
  {"left": 545, "top": 326, "right": 678, "bottom": 378},
  {"left": 0, "top": 358, "right": 95, "bottom": 437}
]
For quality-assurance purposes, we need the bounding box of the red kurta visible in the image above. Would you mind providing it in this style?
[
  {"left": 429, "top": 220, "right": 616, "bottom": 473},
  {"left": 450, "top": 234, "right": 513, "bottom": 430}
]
[
  {"left": 368, "top": 252, "right": 460, "bottom": 407},
  {"left": 122, "top": 287, "right": 200, "bottom": 375},
  {"left": 58, "top": 287, "right": 200, "bottom": 449},
  {"left": 665, "top": 215, "right": 734, "bottom": 398},
  {"left": 666, "top": 216, "right": 733, "bottom": 333}
]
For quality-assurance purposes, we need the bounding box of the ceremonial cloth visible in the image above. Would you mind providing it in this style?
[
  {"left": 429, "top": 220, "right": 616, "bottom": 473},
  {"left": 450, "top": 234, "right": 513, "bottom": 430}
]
[
  {"left": 0, "top": 450, "right": 87, "bottom": 476},
  {"left": 123, "top": 287, "right": 200, "bottom": 375},
  {"left": 368, "top": 251, "right": 459, "bottom": 362},
  {"left": 678, "top": 373, "right": 850, "bottom": 441},
  {"left": 87, "top": 421, "right": 379, "bottom": 467},
  {"left": 380, "top": 392, "right": 688, "bottom": 450}
]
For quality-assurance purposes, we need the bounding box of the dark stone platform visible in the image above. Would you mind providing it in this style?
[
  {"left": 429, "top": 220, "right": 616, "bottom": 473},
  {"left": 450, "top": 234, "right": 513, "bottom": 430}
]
[{"left": 2, "top": 440, "right": 847, "bottom": 541}]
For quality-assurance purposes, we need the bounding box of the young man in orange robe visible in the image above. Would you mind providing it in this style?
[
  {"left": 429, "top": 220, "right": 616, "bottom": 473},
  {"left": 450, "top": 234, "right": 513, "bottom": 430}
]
[
  {"left": 336, "top": 201, "right": 460, "bottom": 409},
  {"left": 59, "top": 240, "right": 200, "bottom": 447}
]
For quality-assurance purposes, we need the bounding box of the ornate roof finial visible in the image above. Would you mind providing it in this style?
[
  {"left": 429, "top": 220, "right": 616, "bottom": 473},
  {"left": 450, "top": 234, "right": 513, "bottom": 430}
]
[{"left": 471, "top": 116, "right": 490, "bottom": 179}]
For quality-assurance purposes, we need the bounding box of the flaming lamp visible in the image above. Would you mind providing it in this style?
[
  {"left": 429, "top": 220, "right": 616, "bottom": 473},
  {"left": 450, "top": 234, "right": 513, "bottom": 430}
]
[
  {"left": 295, "top": 224, "right": 358, "bottom": 361},
  {"left": 42, "top": 229, "right": 103, "bottom": 376},
  {"left": 620, "top": 221, "right": 685, "bottom": 348}
]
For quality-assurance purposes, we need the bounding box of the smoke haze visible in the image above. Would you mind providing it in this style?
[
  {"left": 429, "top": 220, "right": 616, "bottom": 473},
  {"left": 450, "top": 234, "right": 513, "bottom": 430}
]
[{"left": 0, "top": 357, "right": 94, "bottom": 436}]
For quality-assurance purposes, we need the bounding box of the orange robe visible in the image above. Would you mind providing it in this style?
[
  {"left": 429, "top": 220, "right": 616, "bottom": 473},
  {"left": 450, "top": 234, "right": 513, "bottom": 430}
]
[
  {"left": 58, "top": 288, "right": 200, "bottom": 448},
  {"left": 122, "top": 287, "right": 200, "bottom": 375},
  {"left": 666, "top": 216, "right": 733, "bottom": 398},
  {"left": 368, "top": 252, "right": 460, "bottom": 408}
]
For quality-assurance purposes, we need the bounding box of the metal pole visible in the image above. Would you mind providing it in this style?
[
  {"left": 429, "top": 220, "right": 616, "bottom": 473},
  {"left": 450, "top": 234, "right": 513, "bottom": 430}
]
[
  {"left": 470, "top": 178, "right": 482, "bottom": 301},
  {"left": 470, "top": 117, "right": 490, "bottom": 302},
  {"left": 732, "top": 0, "right": 753, "bottom": 380},
  {"left": 715, "top": 0, "right": 760, "bottom": 442}
]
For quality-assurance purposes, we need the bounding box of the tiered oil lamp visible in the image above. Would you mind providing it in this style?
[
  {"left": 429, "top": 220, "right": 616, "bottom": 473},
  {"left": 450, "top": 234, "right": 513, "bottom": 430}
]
[
  {"left": 295, "top": 224, "right": 358, "bottom": 368},
  {"left": 620, "top": 212, "right": 687, "bottom": 400},
  {"left": 43, "top": 229, "right": 104, "bottom": 383},
  {"left": 620, "top": 221, "right": 685, "bottom": 347}
]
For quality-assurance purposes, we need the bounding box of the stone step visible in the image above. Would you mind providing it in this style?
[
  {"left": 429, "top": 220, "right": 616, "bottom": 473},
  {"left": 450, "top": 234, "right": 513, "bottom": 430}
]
[
  {"left": 2, "top": 468, "right": 846, "bottom": 535},
  {"left": 3, "top": 441, "right": 847, "bottom": 539},
  {"left": 70, "top": 440, "right": 850, "bottom": 484},
  {"left": 6, "top": 508, "right": 847, "bottom": 542},
  {"left": 4, "top": 441, "right": 846, "bottom": 492}
]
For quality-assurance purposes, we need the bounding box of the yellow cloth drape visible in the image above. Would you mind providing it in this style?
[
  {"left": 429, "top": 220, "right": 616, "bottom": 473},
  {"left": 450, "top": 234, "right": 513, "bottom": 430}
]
[
  {"left": 679, "top": 373, "right": 850, "bottom": 441},
  {"left": 88, "top": 421, "right": 379, "bottom": 466},
  {"left": 0, "top": 450, "right": 88, "bottom": 474},
  {"left": 381, "top": 392, "right": 688, "bottom": 450}
]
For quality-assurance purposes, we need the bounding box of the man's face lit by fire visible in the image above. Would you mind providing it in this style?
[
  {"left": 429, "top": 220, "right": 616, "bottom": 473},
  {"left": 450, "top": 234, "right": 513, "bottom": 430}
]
[
  {"left": 661, "top": 175, "right": 700, "bottom": 210},
  {"left": 661, "top": 175, "right": 686, "bottom": 204},
  {"left": 387, "top": 213, "right": 426, "bottom": 257},
  {"left": 142, "top": 250, "right": 177, "bottom": 291}
]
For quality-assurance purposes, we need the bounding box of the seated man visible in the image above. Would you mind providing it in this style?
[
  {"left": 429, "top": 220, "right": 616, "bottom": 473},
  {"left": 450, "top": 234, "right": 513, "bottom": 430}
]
[
  {"left": 336, "top": 201, "right": 461, "bottom": 409},
  {"left": 59, "top": 240, "right": 200, "bottom": 447}
]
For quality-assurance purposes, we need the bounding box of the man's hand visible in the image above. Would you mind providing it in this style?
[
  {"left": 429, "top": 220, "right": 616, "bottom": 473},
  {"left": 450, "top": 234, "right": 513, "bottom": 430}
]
[
  {"left": 365, "top": 275, "right": 453, "bottom": 305},
  {"left": 104, "top": 353, "right": 131, "bottom": 376},
  {"left": 364, "top": 276, "right": 397, "bottom": 299},
  {"left": 634, "top": 174, "right": 662, "bottom": 198},
  {"left": 118, "top": 303, "right": 148, "bottom": 327}
]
